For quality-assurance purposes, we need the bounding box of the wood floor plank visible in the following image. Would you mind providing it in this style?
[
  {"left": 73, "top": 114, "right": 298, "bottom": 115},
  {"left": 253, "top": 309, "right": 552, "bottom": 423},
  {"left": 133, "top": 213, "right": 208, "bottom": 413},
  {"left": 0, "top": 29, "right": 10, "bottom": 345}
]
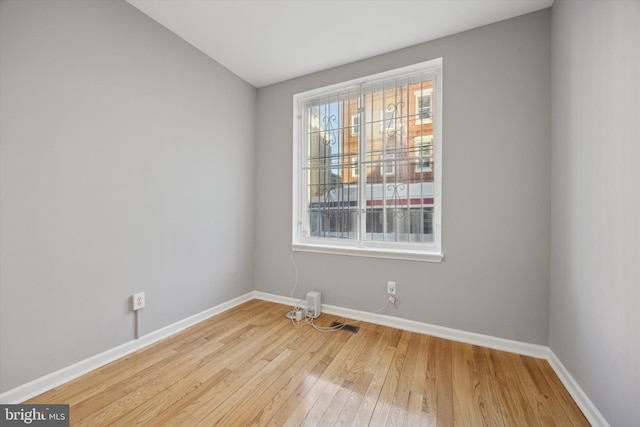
[
  {"left": 368, "top": 329, "right": 411, "bottom": 425},
  {"left": 473, "top": 345, "right": 508, "bottom": 427},
  {"left": 343, "top": 326, "right": 402, "bottom": 426},
  {"left": 451, "top": 341, "right": 476, "bottom": 427},
  {"left": 25, "top": 301, "right": 589, "bottom": 427},
  {"left": 434, "top": 337, "right": 455, "bottom": 426},
  {"left": 387, "top": 331, "right": 421, "bottom": 426},
  {"left": 403, "top": 333, "right": 431, "bottom": 427},
  {"left": 331, "top": 325, "right": 386, "bottom": 426},
  {"left": 495, "top": 350, "right": 538, "bottom": 425}
]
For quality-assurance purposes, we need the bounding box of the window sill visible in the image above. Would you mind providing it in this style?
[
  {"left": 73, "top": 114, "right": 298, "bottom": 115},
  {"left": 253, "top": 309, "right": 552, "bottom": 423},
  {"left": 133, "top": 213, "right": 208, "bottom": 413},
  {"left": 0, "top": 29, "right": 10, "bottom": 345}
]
[{"left": 292, "top": 243, "right": 444, "bottom": 262}]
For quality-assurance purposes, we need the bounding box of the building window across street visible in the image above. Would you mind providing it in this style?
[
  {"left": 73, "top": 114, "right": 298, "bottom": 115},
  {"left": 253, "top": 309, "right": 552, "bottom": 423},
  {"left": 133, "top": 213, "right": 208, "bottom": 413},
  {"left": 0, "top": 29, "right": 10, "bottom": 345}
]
[
  {"left": 415, "top": 88, "right": 433, "bottom": 124},
  {"left": 414, "top": 135, "right": 433, "bottom": 172},
  {"left": 292, "top": 58, "right": 443, "bottom": 261},
  {"left": 351, "top": 114, "right": 359, "bottom": 136}
]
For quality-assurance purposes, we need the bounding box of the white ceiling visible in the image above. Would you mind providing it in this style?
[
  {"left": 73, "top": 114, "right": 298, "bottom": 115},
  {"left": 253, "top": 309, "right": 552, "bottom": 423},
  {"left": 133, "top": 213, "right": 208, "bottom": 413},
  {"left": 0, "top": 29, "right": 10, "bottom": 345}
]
[{"left": 127, "top": 0, "right": 553, "bottom": 88}]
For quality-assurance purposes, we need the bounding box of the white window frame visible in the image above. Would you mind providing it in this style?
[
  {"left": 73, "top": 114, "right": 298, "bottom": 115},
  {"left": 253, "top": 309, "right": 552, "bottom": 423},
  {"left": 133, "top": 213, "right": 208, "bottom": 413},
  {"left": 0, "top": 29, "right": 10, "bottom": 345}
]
[{"left": 292, "top": 58, "right": 443, "bottom": 262}]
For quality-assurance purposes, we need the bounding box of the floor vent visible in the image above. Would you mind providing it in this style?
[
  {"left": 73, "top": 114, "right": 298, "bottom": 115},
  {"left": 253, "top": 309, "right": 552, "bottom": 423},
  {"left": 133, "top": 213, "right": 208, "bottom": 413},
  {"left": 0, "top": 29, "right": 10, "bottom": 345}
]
[{"left": 330, "top": 322, "right": 360, "bottom": 333}]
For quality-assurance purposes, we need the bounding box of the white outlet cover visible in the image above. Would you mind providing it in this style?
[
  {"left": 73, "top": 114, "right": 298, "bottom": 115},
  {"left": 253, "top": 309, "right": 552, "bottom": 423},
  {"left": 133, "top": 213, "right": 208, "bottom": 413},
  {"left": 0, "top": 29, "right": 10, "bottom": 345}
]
[{"left": 132, "top": 292, "right": 145, "bottom": 310}]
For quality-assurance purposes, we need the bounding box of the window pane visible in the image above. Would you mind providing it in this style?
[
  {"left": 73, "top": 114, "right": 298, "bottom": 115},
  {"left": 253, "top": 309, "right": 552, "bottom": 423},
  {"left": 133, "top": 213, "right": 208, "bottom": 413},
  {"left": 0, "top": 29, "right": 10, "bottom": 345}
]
[
  {"left": 362, "top": 77, "right": 435, "bottom": 243},
  {"left": 306, "top": 95, "right": 358, "bottom": 240}
]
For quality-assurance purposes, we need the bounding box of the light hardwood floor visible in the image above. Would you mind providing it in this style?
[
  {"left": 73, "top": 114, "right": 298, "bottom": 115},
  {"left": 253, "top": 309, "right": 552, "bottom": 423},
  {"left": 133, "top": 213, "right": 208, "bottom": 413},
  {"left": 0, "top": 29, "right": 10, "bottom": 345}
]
[{"left": 27, "top": 299, "right": 589, "bottom": 426}]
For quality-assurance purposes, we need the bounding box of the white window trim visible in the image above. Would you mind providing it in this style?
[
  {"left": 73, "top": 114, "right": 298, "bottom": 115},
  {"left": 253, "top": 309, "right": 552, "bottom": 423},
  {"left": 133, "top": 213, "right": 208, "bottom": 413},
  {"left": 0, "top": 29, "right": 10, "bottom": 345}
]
[
  {"left": 291, "top": 243, "right": 443, "bottom": 262},
  {"left": 292, "top": 58, "right": 443, "bottom": 262}
]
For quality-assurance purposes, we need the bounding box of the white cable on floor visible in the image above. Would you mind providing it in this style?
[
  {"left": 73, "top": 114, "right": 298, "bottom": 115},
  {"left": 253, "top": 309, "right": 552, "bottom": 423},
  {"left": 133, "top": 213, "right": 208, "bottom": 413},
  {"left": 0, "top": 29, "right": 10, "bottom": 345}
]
[{"left": 304, "top": 298, "right": 391, "bottom": 332}]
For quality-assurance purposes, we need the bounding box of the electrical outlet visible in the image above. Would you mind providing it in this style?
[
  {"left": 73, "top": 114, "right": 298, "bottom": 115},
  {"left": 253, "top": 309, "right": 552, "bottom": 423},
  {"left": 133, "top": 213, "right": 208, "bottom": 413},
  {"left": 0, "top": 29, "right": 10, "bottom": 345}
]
[
  {"left": 132, "top": 292, "right": 145, "bottom": 311},
  {"left": 387, "top": 281, "right": 396, "bottom": 295}
]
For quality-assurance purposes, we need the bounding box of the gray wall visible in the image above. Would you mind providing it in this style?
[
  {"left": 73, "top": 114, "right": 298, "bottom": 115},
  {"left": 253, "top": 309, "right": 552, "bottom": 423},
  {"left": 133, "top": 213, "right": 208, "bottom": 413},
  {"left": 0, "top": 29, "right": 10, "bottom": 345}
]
[
  {"left": 0, "top": 0, "right": 256, "bottom": 392},
  {"left": 255, "top": 10, "right": 551, "bottom": 345},
  {"left": 550, "top": 1, "right": 640, "bottom": 426}
]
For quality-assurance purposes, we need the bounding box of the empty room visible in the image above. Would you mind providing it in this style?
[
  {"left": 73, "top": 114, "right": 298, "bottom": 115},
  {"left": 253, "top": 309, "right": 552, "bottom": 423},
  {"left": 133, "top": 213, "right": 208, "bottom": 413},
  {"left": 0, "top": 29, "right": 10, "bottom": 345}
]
[{"left": 1, "top": 0, "right": 638, "bottom": 425}]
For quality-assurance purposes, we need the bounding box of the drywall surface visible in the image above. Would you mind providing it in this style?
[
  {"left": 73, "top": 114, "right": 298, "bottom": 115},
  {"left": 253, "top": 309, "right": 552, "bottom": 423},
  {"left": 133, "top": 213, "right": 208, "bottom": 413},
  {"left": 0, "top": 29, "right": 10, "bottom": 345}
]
[
  {"left": 0, "top": 0, "right": 256, "bottom": 392},
  {"left": 550, "top": 1, "right": 640, "bottom": 426},
  {"left": 255, "top": 10, "right": 551, "bottom": 345}
]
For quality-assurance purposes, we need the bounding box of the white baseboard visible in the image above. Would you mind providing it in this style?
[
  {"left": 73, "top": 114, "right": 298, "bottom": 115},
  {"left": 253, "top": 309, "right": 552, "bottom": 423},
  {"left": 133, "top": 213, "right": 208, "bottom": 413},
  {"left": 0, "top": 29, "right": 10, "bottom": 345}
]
[
  {"left": 0, "top": 292, "right": 254, "bottom": 404},
  {"left": 1, "top": 290, "right": 610, "bottom": 427},
  {"left": 548, "top": 351, "right": 610, "bottom": 427},
  {"left": 253, "top": 291, "right": 306, "bottom": 307}
]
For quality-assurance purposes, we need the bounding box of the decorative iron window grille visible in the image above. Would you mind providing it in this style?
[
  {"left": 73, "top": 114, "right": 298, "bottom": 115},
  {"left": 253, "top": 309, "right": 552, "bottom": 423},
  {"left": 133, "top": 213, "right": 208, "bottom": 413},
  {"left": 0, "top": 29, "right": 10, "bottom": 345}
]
[{"left": 293, "top": 59, "right": 443, "bottom": 261}]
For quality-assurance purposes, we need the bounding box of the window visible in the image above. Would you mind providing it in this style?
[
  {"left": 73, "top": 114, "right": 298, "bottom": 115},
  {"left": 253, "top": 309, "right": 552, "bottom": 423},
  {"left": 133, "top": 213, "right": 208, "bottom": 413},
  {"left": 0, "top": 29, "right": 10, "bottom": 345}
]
[
  {"left": 351, "top": 114, "right": 359, "bottom": 135},
  {"left": 382, "top": 154, "right": 395, "bottom": 176},
  {"left": 415, "top": 135, "right": 433, "bottom": 172},
  {"left": 293, "top": 58, "right": 443, "bottom": 261}
]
